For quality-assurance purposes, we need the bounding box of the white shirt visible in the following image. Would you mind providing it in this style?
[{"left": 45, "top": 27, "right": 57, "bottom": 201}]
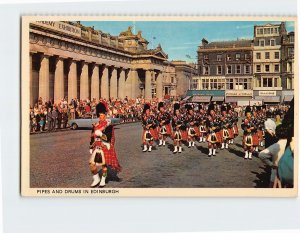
[
  {"left": 259, "top": 139, "right": 287, "bottom": 167},
  {"left": 264, "top": 118, "right": 276, "bottom": 133}
]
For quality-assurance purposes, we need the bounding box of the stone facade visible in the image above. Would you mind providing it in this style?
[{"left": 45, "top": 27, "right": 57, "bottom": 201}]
[
  {"left": 195, "top": 39, "right": 254, "bottom": 102},
  {"left": 192, "top": 22, "right": 294, "bottom": 104},
  {"left": 29, "top": 21, "right": 176, "bottom": 106},
  {"left": 171, "top": 60, "right": 197, "bottom": 97}
]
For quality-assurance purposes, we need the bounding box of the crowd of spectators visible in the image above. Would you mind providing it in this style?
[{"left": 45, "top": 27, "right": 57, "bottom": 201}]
[{"left": 29, "top": 96, "right": 163, "bottom": 133}]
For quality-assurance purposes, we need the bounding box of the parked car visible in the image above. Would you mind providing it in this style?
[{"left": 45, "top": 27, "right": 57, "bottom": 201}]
[{"left": 68, "top": 113, "right": 121, "bottom": 130}]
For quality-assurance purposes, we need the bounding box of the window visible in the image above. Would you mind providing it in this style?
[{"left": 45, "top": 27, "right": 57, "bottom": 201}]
[
  {"left": 256, "top": 52, "right": 261, "bottom": 59},
  {"left": 270, "top": 39, "right": 275, "bottom": 46},
  {"left": 217, "top": 65, "right": 222, "bottom": 75},
  {"left": 290, "top": 36, "right": 294, "bottom": 43},
  {"left": 270, "top": 28, "right": 274, "bottom": 34},
  {"left": 236, "top": 53, "right": 241, "bottom": 60},
  {"left": 287, "top": 62, "right": 293, "bottom": 72},
  {"left": 256, "top": 64, "right": 261, "bottom": 72},
  {"left": 275, "top": 52, "right": 280, "bottom": 59},
  {"left": 274, "top": 27, "right": 278, "bottom": 34},
  {"left": 259, "top": 39, "right": 265, "bottom": 47},
  {"left": 274, "top": 64, "right": 280, "bottom": 72},
  {"left": 201, "top": 79, "right": 209, "bottom": 90},
  {"left": 203, "top": 54, "right": 209, "bottom": 60},
  {"left": 257, "top": 28, "right": 261, "bottom": 35},
  {"left": 201, "top": 78, "right": 225, "bottom": 90},
  {"left": 226, "top": 79, "right": 234, "bottom": 90},
  {"left": 217, "top": 54, "right": 222, "bottom": 61},
  {"left": 259, "top": 28, "right": 264, "bottom": 34},
  {"left": 203, "top": 66, "right": 209, "bottom": 75},
  {"left": 265, "top": 64, "right": 270, "bottom": 72},
  {"left": 171, "top": 77, "right": 174, "bottom": 83},
  {"left": 265, "top": 52, "right": 270, "bottom": 59},
  {"left": 192, "top": 79, "right": 198, "bottom": 90},
  {"left": 245, "top": 65, "right": 251, "bottom": 74},
  {"left": 227, "top": 65, "right": 232, "bottom": 74},
  {"left": 264, "top": 28, "right": 271, "bottom": 34},
  {"left": 262, "top": 78, "right": 273, "bottom": 87},
  {"left": 288, "top": 47, "right": 294, "bottom": 57},
  {"left": 228, "top": 78, "right": 252, "bottom": 90},
  {"left": 245, "top": 53, "right": 250, "bottom": 60},
  {"left": 236, "top": 65, "right": 241, "bottom": 74},
  {"left": 274, "top": 78, "right": 278, "bottom": 87},
  {"left": 227, "top": 54, "right": 232, "bottom": 61}
]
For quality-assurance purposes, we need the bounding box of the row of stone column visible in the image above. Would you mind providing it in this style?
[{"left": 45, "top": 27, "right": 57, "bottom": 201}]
[{"left": 30, "top": 53, "right": 164, "bottom": 105}]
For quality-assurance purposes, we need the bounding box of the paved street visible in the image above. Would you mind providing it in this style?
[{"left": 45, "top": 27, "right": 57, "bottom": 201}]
[{"left": 30, "top": 122, "right": 270, "bottom": 188}]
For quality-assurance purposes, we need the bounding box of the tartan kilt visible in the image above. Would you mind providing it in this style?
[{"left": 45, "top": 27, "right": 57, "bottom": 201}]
[
  {"left": 216, "top": 131, "right": 223, "bottom": 143},
  {"left": 233, "top": 125, "right": 239, "bottom": 137},
  {"left": 194, "top": 126, "right": 200, "bottom": 137},
  {"left": 142, "top": 129, "right": 159, "bottom": 141},
  {"left": 166, "top": 123, "right": 172, "bottom": 135},
  {"left": 180, "top": 130, "right": 188, "bottom": 141},
  {"left": 207, "top": 132, "right": 219, "bottom": 143},
  {"left": 102, "top": 146, "right": 122, "bottom": 172},
  {"left": 172, "top": 130, "right": 182, "bottom": 141},
  {"left": 228, "top": 128, "right": 234, "bottom": 139},
  {"left": 257, "top": 130, "right": 263, "bottom": 141},
  {"left": 252, "top": 133, "right": 259, "bottom": 146}
]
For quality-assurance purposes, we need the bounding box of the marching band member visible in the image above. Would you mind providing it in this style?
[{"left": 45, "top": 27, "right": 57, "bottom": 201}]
[
  {"left": 206, "top": 104, "right": 220, "bottom": 157},
  {"left": 142, "top": 103, "right": 158, "bottom": 152},
  {"left": 220, "top": 104, "right": 229, "bottom": 149},
  {"left": 157, "top": 102, "right": 172, "bottom": 146},
  {"left": 172, "top": 103, "right": 183, "bottom": 153},
  {"left": 242, "top": 107, "right": 254, "bottom": 159},
  {"left": 198, "top": 107, "right": 207, "bottom": 143},
  {"left": 89, "top": 102, "right": 121, "bottom": 187},
  {"left": 186, "top": 104, "right": 197, "bottom": 148}
]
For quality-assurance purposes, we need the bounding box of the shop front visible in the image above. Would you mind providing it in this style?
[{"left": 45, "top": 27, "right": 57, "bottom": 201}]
[
  {"left": 225, "top": 90, "right": 253, "bottom": 104},
  {"left": 253, "top": 90, "right": 282, "bottom": 105},
  {"left": 186, "top": 90, "right": 225, "bottom": 103}
]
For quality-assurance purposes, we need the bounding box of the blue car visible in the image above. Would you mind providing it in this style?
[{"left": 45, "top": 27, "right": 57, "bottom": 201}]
[{"left": 68, "top": 113, "right": 121, "bottom": 130}]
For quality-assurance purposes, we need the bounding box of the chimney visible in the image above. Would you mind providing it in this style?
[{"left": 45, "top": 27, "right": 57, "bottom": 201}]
[{"left": 202, "top": 38, "right": 208, "bottom": 46}]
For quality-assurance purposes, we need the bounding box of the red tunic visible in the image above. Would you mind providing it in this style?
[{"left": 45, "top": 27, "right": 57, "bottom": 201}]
[{"left": 93, "top": 120, "right": 121, "bottom": 172}]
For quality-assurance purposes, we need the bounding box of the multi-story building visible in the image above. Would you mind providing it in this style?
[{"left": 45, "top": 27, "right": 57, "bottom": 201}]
[
  {"left": 252, "top": 22, "right": 286, "bottom": 104},
  {"left": 29, "top": 21, "right": 178, "bottom": 106},
  {"left": 281, "top": 31, "right": 295, "bottom": 103},
  {"left": 190, "top": 22, "right": 294, "bottom": 105},
  {"left": 190, "top": 38, "right": 254, "bottom": 103},
  {"left": 171, "top": 60, "right": 197, "bottom": 97}
]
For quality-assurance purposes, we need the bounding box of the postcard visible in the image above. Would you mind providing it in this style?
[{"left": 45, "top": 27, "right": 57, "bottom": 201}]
[{"left": 21, "top": 16, "right": 297, "bottom": 196}]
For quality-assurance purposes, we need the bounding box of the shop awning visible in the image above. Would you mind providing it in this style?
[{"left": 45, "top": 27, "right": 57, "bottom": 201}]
[
  {"left": 189, "top": 95, "right": 211, "bottom": 103},
  {"left": 182, "top": 96, "right": 191, "bottom": 101},
  {"left": 225, "top": 97, "right": 238, "bottom": 103},
  {"left": 283, "top": 95, "right": 294, "bottom": 102},
  {"left": 254, "top": 96, "right": 281, "bottom": 103},
  {"left": 211, "top": 96, "right": 225, "bottom": 102}
]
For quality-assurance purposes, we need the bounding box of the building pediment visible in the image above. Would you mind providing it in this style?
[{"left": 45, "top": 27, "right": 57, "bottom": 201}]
[{"left": 153, "top": 50, "right": 168, "bottom": 59}]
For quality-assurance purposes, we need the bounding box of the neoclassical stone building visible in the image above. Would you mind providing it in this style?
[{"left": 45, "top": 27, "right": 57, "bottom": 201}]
[{"left": 29, "top": 21, "right": 177, "bottom": 106}]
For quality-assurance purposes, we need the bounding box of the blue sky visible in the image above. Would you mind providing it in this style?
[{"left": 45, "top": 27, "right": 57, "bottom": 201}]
[{"left": 81, "top": 21, "right": 294, "bottom": 63}]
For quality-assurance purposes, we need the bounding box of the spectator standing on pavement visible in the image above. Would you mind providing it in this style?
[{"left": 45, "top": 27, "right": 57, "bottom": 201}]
[
  {"left": 52, "top": 107, "right": 58, "bottom": 131},
  {"left": 264, "top": 111, "right": 278, "bottom": 148},
  {"left": 259, "top": 124, "right": 288, "bottom": 188},
  {"left": 47, "top": 108, "right": 53, "bottom": 131}
]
